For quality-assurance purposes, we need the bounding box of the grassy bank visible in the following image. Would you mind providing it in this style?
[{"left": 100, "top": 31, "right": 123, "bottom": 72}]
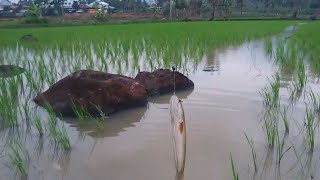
[
  {"left": 291, "top": 21, "right": 320, "bottom": 73},
  {"left": 0, "top": 21, "right": 294, "bottom": 46}
]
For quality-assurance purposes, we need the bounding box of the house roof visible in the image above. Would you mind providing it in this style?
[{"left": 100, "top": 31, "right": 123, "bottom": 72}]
[
  {"left": 0, "top": 0, "right": 12, "bottom": 6},
  {"left": 79, "top": 4, "right": 91, "bottom": 9}
]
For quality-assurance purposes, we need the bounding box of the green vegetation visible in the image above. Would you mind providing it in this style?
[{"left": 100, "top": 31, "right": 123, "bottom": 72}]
[
  {"left": 244, "top": 133, "right": 257, "bottom": 173},
  {"left": 33, "top": 116, "right": 43, "bottom": 136},
  {"left": 291, "top": 22, "right": 320, "bottom": 75},
  {"left": 248, "top": 21, "right": 320, "bottom": 179},
  {"left": 305, "top": 107, "right": 315, "bottom": 150},
  {"left": 230, "top": 153, "right": 239, "bottom": 180}
]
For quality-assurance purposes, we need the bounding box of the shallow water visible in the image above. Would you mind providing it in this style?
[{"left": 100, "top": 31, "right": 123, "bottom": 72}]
[{"left": 1, "top": 29, "right": 320, "bottom": 180}]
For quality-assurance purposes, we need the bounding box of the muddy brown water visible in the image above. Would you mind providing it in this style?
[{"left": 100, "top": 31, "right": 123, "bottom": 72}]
[{"left": 1, "top": 32, "right": 320, "bottom": 180}]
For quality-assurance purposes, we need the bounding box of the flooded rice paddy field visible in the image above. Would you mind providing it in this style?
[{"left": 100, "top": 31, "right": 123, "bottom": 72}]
[{"left": 0, "top": 21, "right": 320, "bottom": 180}]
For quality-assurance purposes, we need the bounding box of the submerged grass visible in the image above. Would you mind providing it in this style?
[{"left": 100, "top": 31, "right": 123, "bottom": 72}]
[{"left": 244, "top": 133, "right": 257, "bottom": 173}]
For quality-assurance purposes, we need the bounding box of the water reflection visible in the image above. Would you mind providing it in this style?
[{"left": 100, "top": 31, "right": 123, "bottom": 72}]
[
  {"left": 148, "top": 89, "right": 194, "bottom": 105},
  {"left": 203, "top": 50, "right": 221, "bottom": 74},
  {"left": 175, "top": 171, "right": 184, "bottom": 180},
  {"left": 62, "top": 106, "right": 148, "bottom": 139}
]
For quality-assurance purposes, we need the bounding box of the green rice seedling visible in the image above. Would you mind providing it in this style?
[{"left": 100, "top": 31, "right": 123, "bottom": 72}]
[
  {"left": 264, "top": 37, "right": 273, "bottom": 57},
  {"left": 264, "top": 113, "right": 278, "bottom": 148},
  {"left": 91, "top": 104, "right": 107, "bottom": 130},
  {"left": 55, "top": 125, "right": 71, "bottom": 151},
  {"left": 280, "top": 106, "right": 289, "bottom": 134},
  {"left": 305, "top": 107, "right": 315, "bottom": 151},
  {"left": 275, "top": 131, "right": 291, "bottom": 164},
  {"left": 0, "top": 78, "right": 19, "bottom": 127},
  {"left": 244, "top": 133, "right": 257, "bottom": 173},
  {"left": 21, "top": 99, "right": 31, "bottom": 125},
  {"left": 270, "top": 73, "right": 281, "bottom": 104},
  {"left": 309, "top": 91, "right": 320, "bottom": 121},
  {"left": 230, "top": 153, "right": 239, "bottom": 180},
  {"left": 43, "top": 102, "right": 70, "bottom": 150},
  {"left": 7, "top": 139, "right": 30, "bottom": 179},
  {"left": 33, "top": 115, "right": 43, "bottom": 137},
  {"left": 260, "top": 73, "right": 281, "bottom": 109},
  {"left": 24, "top": 70, "right": 41, "bottom": 94},
  {"left": 71, "top": 101, "right": 90, "bottom": 124},
  {"left": 260, "top": 87, "right": 273, "bottom": 108},
  {"left": 44, "top": 102, "right": 58, "bottom": 137},
  {"left": 275, "top": 40, "right": 286, "bottom": 65},
  {"left": 296, "top": 60, "right": 307, "bottom": 91}
]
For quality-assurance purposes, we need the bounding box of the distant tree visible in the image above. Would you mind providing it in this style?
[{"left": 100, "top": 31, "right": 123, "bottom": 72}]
[
  {"left": 209, "top": 0, "right": 219, "bottom": 20},
  {"left": 236, "top": 0, "right": 244, "bottom": 15},
  {"left": 25, "top": 4, "right": 48, "bottom": 23},
  {"left": 219, "top": 0, "right": 233, "bottom": 19},
  {"left": 264, "top": 0, "right": 270, "bottom": 11},
  {"left": 189, "top": 0, "right": 202, "bottom": 16},
  {"left": 175, "top": 0, "right": 187, "bottom": 9},
  {"left": 156, "top": 0, "right": 166, "bottom": 7},
  {"left": 310, "top": 0, "right": 320, "bottom": 8}
]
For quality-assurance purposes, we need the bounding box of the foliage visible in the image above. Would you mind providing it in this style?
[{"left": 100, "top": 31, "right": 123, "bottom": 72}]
[
  {"left": 95, "top": 8, "right": 107, "bottom": 21},
  {"left": 24, "top": 4, "right": 48, "bottom": 24}
]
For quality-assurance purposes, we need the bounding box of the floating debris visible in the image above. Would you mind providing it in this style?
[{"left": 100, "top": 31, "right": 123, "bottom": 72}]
[
  {"left": 203, "top": 65, "right": 219, "bottom": 72},
  {"left": 20, "top": 34, "right": 38, "bottom": 42}
]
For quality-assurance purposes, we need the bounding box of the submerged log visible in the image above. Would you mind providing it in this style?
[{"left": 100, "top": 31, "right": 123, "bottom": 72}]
[{"left": 34, "top": 70, "right": 148, "bottom": 116}]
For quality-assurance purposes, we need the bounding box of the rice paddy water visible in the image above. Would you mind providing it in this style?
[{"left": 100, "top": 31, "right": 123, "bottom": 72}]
[{"left": 0, "top": 21, "right": 319, "bottom": 180}]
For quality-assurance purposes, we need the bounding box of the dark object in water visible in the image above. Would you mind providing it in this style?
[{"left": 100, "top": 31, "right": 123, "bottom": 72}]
[
  {"left": 203, "top": 65, "right": 219, "bottom": 72},
  {"left": 135, "top": 69, "right": 194, "bottom": 95},
  {"left": 20, "top": 34, "right": 38, "bottom": 41},
  {"left": 0, "top": 65, "right": 25, "bottom": 78},
  {"left": 34, "top": 70, "right": 148, "bottom": 117}
]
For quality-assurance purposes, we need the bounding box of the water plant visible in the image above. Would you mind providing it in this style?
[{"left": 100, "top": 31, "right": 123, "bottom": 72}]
[
  {"left": 71, "top": 101, "right": 91, "bottom": 124},
  {"left": 264, "top": 115, "right": 277, "bottom": 148},
  {"left": 230, "top": 153, "right": 239, "bottom": 180},
  {"left": 280, "top": 106, "right": 289, "bottom": 134},
  {"left": 244, "top": 133, "right": 257, "bottom": 173},
  {"left": 92, "top": 104, "right": 107, "bottom": 130},
  {"left": 305, "top": 107, "right": 315, "bottom": 151},
  {"left": 275, "top": 131, "right": 291, "bottom": 164},
  {"left": 54, "top": 125, "right": 71, "bottom": 151},
  {"left": 33, "top": 115, "right": 43, "bottom": 136},
  {"left": 260, "top": 73, "right": 281, "bottom": 109}
]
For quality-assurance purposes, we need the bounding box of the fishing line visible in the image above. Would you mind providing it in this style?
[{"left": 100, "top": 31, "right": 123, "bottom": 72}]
[{"left": 172, "top": 66, "right": 176, "bottom": 95}]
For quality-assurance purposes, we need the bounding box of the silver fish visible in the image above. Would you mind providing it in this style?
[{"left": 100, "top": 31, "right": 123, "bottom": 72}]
[{"left": 170, "top": 94, "right": 186, "bottom": 174}]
